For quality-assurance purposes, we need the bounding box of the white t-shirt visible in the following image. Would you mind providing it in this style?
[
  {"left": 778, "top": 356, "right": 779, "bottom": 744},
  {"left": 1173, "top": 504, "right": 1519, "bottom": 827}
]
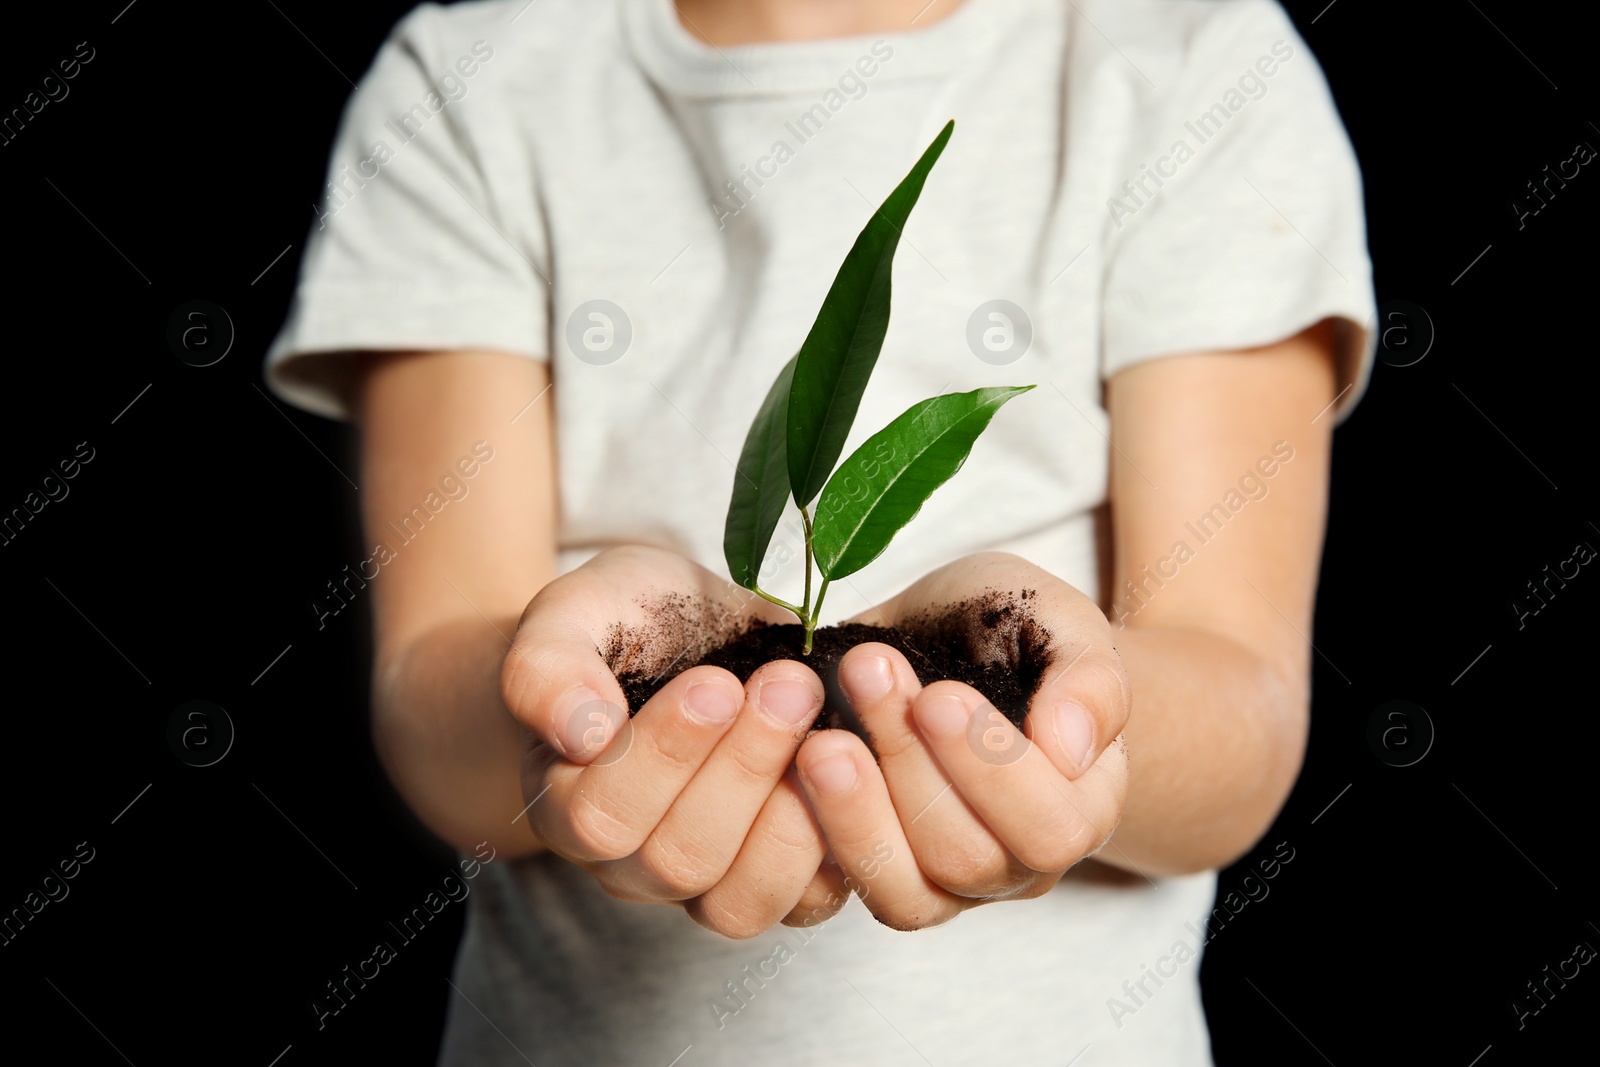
[{"left": 267, "top": 0, "right": 1375, "bottom": 1063}]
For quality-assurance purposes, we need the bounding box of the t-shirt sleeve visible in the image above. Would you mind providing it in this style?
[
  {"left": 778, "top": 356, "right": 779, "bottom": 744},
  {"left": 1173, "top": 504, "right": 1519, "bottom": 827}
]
[
  {"left": 1099, "top": 0, "right": 1375, "bottom": 423},
  {"left": 264, "top": 5, "right": 550, "bottom": 421}
]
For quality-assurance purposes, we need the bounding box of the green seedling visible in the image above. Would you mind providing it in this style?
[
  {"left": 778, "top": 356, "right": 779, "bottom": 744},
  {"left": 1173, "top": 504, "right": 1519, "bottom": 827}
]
[{"left": 723, "top": 120, "right": 1034, "bottom": 653}]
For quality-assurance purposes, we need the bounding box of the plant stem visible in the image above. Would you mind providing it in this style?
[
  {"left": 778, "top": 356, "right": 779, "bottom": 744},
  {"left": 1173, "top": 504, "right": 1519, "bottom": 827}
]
[
  {"left": 803, "top": 578, "right": 830, "bottom": 654},
  {"left": 760, "top": 508, "right": 823, "bottom": 652},
  {"left": 752, "top": 585, "right": 807, "bottom": 626},
  {"left": 800, "top": 507, "right": 814, "bottom": 627}
]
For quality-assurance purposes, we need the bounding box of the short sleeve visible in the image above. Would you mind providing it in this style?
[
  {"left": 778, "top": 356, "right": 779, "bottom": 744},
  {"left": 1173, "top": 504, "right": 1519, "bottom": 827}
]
[
  {"left": 1099, "top": 1, "right": 1375, "bottom": 424},
  {"left": 265, "top": 4, "right": 550, "bottom": 421}
]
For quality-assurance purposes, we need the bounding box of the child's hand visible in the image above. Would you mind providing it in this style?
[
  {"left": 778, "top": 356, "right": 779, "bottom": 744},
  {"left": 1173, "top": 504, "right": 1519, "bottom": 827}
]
[
  {"left": 792, "top": 552, "right": 1131, "bottom": 929},
  {"left": 501, "top": 546, "right": 845, "bottom": 937}
]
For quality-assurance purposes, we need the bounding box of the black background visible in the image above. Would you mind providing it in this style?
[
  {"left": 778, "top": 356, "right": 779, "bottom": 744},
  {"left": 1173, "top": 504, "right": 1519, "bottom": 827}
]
[{"left": 2, "top": 2, "right": 1595, "bottom": 1065}]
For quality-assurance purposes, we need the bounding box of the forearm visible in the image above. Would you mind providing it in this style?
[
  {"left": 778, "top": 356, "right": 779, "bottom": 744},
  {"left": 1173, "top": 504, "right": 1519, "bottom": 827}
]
[
  {"left": 1092, "top": 330, "right": 1339, "bottom": 877},
  {"left": 373, "top": 613, "right": 545, "bottom": 859},
  {"left": 352, "top": 350, "right": 558, "bottom": 860},
  {"left": 1097, "top": 623, "right": 1306, "bottom": 877}
]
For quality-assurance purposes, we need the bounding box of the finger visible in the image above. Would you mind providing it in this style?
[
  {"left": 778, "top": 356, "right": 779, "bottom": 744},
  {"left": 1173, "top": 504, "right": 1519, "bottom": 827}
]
[
  {"left": 858, "top": 550, "right": 1129, "bottom": 782},
  {"left": 612, "top": 660, "right": 825, "bottom": 899},
  {"left": 500, "top": 546, "right": 789, "bottom": 765},
  {"left": 685, "top": 772, "right": 830, "bottom": 939},
  {"left": 839, "top": 643, "right": 1028, "bottom": 899},
  {"left": 796, "top": 730, "right": 963, "bottom": 931},
  {"left": 500, "top": 576, "right": 637, "bottom": 766},
  {"left": 782, "top": 857, "right": 850, "bottom": 929},
  {"left": 1027, "top": 637, "right": 1131, "bottom": 781},
  {"left": 912, "top": 680, "right": 1128, "bottom": 874},
  {"left": 528, "top": 664, "right": 745, "bottom": 863}
]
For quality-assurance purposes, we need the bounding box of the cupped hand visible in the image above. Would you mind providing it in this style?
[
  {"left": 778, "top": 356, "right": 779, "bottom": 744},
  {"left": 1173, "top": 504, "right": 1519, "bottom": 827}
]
[
  {"left": 501, "top": 545, "right": 847, "bottom": 937},
  {"left": 792, "top": 552, "right": 1131, "bottom": 929}
]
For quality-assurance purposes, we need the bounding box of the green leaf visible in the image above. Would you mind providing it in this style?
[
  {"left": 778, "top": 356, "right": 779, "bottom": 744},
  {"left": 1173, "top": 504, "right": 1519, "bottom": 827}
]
[
  {"left": 786, "top": 120, "right": 955, "bottom": 508},
  {"left": 811, "top": 385, "right": 1034, "bottom": 580},
  {"left": 724, "top": 353, "right": 799, "bottom": 589}
]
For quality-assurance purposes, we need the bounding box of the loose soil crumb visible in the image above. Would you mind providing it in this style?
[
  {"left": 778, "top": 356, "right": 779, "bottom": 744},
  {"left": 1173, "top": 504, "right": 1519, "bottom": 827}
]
[
  {"left": 610, "top": 588, "right": 1055, "bottom": 745},
  {"left": 599, "top": 590, "right": 749, "bottom": 681}
]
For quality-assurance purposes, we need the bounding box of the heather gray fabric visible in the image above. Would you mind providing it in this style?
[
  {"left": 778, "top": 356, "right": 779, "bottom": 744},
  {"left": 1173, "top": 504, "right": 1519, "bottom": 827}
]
[{"left": 266, "top": 0, "right": 1374, "bottom": 1062}]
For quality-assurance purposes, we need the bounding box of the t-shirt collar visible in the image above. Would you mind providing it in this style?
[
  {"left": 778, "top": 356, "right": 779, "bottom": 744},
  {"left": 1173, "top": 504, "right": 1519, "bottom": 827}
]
[{"left": 621, "top": 0, "right": 1024, "bottom": 99}]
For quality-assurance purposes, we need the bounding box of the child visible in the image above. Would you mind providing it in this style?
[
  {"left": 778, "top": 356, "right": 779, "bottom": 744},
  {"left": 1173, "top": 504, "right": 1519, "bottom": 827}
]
[{"left": 267, "top": 0, "right": 1374, "bottom": 1063}]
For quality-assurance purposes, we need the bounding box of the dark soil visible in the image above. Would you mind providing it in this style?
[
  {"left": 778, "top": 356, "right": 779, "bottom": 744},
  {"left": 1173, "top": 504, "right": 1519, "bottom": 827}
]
[{"left": 608, "top": 589, "right": 1055, "bottom": 745}]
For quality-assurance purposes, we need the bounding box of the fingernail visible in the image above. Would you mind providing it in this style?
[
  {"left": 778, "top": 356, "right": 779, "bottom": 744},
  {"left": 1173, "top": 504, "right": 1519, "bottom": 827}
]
[
  {"left": 839, "top": 654, "right": 893, "bottom": 704},
  {"left": 759, "top": 678, "right": 818, "bottom": 727},
  {"left": 918, "top": 693, "right": 970, "bottom": 740},
  {"left": 1054, "top": 701, "right": 1094, "bottom": 772},
  {"left": 684, "top": 681, "right": 740, "bottom": 725},
  {"left": 805, "top": 754, "right": 857, "bottom": 796}
]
